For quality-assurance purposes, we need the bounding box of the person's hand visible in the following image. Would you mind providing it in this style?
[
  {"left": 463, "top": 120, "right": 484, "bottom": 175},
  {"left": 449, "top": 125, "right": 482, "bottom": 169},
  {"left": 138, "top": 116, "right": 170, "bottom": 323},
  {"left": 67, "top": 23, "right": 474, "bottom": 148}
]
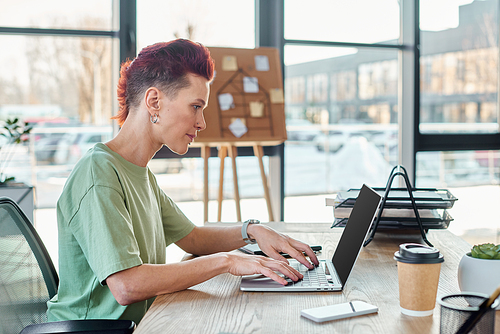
[
  {"left": 247, "top": 224, "right": 320, "bottom": 269},
  {"left": 225, "top": 253, "right": 303, "bottom": 285}
]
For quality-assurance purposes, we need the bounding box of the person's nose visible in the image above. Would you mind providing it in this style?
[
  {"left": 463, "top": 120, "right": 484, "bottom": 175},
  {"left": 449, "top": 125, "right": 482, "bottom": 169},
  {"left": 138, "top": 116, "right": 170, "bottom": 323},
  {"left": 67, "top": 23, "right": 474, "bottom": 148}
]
[{"left": 196, "top": 113, "right": 206, "bottom": 131}]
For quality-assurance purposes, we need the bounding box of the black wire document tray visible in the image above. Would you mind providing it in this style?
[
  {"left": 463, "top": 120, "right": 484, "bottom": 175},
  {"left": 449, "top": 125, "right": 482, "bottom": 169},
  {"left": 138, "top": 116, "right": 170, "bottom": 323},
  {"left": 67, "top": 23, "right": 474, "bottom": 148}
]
[
  {"left": 329, "top": 188, "right": 457, "bottom": 210},
  {"left": 327, "top": 165, "right": 458, "bottom": 247},
  {"left": 332, "top": 210, "right": 453, "bottom": 230}
]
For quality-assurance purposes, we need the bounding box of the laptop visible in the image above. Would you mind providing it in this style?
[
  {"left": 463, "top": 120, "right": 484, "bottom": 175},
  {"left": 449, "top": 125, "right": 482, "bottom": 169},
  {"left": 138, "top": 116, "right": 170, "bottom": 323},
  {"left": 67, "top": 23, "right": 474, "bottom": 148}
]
[{"left": 240, "top": 184, "right": 382, "bottom": 292}]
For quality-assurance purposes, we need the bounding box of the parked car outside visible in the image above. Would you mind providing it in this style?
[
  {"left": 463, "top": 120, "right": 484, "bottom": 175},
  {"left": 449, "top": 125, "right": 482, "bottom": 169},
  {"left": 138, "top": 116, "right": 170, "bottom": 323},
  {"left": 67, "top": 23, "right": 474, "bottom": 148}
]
[
  {"left": 31, "top": 119, "right": 83, "bottom": 164},
  {"left": 35, "top": 133, "right": 66, "bottom": 163},
  {"left": 286, "top": 119, "right": 322, "bottom": 142},
  {"left": 313, "top": 130, "right": 349, "bottom": 152},
  {"left": 314, "top": 126, "right": 398, "bottom": 155},
  {"left": 54, "top": 127, "right": 113, "bottom": 165}
]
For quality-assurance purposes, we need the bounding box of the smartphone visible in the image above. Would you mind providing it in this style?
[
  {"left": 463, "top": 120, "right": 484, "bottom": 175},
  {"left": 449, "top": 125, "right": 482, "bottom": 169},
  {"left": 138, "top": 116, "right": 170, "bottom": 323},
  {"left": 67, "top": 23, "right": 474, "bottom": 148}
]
[{"left": 301, "top": 301, "right": 378, "bottom": 323}]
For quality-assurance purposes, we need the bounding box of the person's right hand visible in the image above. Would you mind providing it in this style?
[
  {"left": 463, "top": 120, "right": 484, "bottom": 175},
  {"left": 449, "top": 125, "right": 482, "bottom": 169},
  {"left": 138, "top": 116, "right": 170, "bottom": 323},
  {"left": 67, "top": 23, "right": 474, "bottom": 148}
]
[{"left": 224, "top": 253, "right": 303, "bottom": 285}]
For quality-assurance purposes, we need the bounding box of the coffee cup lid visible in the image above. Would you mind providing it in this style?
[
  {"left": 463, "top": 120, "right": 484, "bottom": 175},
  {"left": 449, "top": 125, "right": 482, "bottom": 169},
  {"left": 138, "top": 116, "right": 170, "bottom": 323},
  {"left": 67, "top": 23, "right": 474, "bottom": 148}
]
[{"left": 394, "top": 243, "right": 444, "bottom": 264}]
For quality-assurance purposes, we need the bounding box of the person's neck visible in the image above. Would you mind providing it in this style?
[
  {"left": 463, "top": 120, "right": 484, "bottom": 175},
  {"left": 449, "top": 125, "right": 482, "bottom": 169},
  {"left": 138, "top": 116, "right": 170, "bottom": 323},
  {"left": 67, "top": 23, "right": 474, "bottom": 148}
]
[{"left": 105, "top": 121, "right": 160, "bottom": 168}]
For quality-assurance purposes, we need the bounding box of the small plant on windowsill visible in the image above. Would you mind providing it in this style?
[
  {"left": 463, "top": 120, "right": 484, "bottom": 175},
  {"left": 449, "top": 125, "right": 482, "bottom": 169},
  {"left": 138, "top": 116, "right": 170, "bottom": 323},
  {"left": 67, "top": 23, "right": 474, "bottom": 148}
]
[{"left": 0, "top": 118, "right": 33, "bottom": 186}]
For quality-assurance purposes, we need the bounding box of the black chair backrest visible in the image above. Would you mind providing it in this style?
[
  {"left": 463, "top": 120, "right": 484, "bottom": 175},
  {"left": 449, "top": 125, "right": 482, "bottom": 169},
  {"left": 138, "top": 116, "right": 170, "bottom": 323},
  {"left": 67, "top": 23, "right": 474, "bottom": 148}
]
[{"left": 0, "top": 197, "right": 59, "bottom": 334}]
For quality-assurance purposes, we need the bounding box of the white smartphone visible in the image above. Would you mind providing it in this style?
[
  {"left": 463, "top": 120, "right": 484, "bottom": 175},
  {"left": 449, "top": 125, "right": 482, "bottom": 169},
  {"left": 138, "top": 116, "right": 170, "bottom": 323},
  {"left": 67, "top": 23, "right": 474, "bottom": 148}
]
[{"left": 301, "top": 301, "right": 378, "bottom": 323}]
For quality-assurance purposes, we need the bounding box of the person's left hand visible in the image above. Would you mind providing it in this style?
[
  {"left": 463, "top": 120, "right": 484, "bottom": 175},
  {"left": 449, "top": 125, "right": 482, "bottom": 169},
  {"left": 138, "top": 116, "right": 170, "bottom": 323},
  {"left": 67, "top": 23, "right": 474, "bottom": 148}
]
[{"left": 247, "top": 224, "right": 320, "bottom": 269}]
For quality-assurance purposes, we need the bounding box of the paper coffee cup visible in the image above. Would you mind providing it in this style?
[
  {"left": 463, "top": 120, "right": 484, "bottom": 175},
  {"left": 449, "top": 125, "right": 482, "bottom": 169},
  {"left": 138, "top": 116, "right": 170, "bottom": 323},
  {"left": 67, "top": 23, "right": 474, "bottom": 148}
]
[{"left": 394, "top": 243, "right": 444, "bottom": 317}]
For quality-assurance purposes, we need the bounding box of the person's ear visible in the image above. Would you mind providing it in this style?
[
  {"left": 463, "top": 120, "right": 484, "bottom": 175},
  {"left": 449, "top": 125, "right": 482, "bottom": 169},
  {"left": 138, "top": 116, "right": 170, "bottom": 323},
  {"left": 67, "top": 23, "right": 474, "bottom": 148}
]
[{"left": 144, "top": 87, "right": 161, "bottom": 114}]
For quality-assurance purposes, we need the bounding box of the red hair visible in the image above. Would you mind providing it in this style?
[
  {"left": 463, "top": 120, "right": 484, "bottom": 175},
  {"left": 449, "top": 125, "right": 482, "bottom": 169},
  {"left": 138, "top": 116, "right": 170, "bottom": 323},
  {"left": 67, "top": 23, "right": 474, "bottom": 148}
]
[{"left": 113, "top": 39, "right": 215, "bottom": 126}]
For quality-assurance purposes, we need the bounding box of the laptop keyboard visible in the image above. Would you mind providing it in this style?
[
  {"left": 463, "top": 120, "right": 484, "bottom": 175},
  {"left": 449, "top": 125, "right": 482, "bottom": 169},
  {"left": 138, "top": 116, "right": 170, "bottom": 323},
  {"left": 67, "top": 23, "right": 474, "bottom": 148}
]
[{"left": 285, "top": 262, "right": 333, "bottom": 288}]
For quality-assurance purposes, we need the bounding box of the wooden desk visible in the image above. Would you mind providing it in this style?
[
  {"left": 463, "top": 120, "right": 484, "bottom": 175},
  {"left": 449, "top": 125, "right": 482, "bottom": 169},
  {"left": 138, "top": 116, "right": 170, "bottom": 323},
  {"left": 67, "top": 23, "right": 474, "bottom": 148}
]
[{"left": 135, "top": 223, "right": 498, "bottom": 334}]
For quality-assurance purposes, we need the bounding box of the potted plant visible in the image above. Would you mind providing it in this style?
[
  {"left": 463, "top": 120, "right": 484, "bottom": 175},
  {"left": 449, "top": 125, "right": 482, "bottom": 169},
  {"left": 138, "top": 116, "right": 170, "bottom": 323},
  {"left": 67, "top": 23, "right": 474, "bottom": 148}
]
[
  {"left": 457, "top": 243, "right": 500, "bottom": 307},
  {"left": 0, "top": 118, "right": 35, "bottom": 222},
  {"left": 0, "top": 118, "right": 32, "bottom": 185}
]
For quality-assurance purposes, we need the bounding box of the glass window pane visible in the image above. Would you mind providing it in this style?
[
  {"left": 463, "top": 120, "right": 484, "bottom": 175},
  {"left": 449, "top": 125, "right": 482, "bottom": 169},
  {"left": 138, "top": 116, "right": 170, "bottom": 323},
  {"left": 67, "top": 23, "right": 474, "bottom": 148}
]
[
  {"left": 0, "top": 35, "right": 114, "bottom": 199},
  {"left": 285, "top": 0, "right": 400, "bottom": 44},
  {"left": 416, "top": 150, "right": 500, "bottom": 187},
  {"left": 0, "top": 0, "right": 114, "bottom": 31},
  {"left": 0, "top": 35, "right": 114, "bottom": 125},
  {"left": 284, "top": 46, "right": 399, "bottom": 195},
  {"left": 416, "top": 150, "right": 500, "bottom": 245},
  {"left": 420, "top": 0, "right": 499, "bottom": 134},
  {"left": 137, "top": 0, "right": 255, "bottom": 50}
]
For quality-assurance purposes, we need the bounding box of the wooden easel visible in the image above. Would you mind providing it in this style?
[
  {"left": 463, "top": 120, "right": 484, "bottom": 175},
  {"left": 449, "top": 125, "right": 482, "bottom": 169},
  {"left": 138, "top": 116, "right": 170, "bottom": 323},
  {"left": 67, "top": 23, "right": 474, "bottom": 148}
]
[
  {"left": 201, "top": 145, "right": 211, "bottom": 223},
  {"left": 195, "top": 47, "right": 286, "bottom": 223},
  {"left": 201, "top": 143, "right": 274, "bottom": 223}
]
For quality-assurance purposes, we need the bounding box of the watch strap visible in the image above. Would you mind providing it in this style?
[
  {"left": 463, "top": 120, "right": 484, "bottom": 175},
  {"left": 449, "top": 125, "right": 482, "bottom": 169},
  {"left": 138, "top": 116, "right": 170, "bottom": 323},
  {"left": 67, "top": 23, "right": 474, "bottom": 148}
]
[{"left": 242, "top": 219, "right": 260, "bottom": 244}]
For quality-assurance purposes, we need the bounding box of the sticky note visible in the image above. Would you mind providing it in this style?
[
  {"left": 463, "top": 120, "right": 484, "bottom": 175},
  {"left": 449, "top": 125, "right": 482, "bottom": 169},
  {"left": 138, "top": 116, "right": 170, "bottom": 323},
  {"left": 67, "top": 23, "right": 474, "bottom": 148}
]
[
  {"left": 222, "top": 55, "right": 238, "bottom": 71},
  {"left": 249, "top": 101, "right": 264, "bottom": 117},
  {"left": 255, "top": 55, "right": 270, "bottom": 71},
  {"left": 230, "top": 118, "right": 246, "bottom": 126},
  {"left": 218, "top": 93, "right": 235, "bottom": 111},
  {"left": 270, "top": 88, "right": 284, "bottom": 103},
  {"left": 243, "top": 77, "right": 259, "bottom": 93},
  {"left": 228, "top": 118, "right": 248, "bottom": 138}
]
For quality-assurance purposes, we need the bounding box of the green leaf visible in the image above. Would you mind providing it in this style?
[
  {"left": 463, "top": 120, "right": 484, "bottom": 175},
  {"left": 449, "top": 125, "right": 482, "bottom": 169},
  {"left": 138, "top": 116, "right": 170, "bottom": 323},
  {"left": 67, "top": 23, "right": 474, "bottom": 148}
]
[
  {"left": 471, "top": 243, "right": 500, "bottom": 259},
  {"left": 0, "top": 176, "right": 15, "bottom": 184}
]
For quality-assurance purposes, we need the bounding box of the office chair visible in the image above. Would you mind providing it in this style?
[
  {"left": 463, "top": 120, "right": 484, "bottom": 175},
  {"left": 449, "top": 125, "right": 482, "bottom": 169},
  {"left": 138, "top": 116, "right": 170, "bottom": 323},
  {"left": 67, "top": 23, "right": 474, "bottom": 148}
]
[{"left": 0, "top": 197, "right": 136, "bottom": 334}]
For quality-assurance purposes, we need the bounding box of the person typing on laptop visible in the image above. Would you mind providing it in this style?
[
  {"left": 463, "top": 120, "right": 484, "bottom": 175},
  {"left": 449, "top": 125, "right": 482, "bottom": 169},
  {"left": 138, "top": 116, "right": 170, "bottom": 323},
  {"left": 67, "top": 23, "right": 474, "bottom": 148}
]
[{"left": 46, "top": 39, "right": 319, "bottom": 326}]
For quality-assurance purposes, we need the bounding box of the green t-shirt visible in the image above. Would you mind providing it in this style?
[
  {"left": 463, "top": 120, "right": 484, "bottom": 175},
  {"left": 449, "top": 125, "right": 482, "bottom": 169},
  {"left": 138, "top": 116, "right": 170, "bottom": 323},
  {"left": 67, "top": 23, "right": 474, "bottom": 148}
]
[{"left": 46, "top": 143, "right": 195, "bottom": 324}]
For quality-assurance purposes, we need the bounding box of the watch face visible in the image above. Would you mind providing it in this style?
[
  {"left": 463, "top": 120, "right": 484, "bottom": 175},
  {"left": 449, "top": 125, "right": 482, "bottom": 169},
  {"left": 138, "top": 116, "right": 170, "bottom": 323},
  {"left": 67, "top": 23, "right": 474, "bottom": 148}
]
[{"left": 242, "top": 219, "right": 259, "bottom": 244}]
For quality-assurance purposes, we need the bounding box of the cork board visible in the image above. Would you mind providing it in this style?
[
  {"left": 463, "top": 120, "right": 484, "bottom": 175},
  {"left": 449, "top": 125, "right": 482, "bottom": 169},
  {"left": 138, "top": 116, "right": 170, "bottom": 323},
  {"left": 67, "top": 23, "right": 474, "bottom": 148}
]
[{"left": 194, "top": 46, "right": 287, "bottom": 146}]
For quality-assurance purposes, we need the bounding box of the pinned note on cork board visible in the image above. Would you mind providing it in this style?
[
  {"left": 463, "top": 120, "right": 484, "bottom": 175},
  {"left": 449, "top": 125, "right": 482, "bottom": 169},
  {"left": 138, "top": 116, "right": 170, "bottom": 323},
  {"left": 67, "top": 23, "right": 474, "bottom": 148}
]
[{"left": 194, "top": 46, "right": 287, "bottom": 145}]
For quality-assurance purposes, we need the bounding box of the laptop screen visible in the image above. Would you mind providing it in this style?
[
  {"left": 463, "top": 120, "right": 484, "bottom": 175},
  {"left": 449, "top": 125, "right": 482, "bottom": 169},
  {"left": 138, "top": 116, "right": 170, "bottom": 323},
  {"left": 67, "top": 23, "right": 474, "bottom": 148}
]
[{"left": 331, "top": 184, "right": 382, "bottom": 285}]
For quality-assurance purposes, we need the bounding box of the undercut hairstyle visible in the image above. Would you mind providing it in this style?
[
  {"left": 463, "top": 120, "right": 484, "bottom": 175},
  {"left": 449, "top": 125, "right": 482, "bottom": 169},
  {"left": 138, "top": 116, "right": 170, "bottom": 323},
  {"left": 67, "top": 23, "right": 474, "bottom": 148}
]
[{"left": 113, "top": 39, "right": 215, "bottom": 126}]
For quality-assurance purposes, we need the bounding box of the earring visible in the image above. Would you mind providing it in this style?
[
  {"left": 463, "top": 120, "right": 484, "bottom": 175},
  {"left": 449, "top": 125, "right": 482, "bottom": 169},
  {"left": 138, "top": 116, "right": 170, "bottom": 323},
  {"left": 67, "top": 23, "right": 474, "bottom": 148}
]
[{"left": 150, "top": 114, "right": 159, "bottom": 124}]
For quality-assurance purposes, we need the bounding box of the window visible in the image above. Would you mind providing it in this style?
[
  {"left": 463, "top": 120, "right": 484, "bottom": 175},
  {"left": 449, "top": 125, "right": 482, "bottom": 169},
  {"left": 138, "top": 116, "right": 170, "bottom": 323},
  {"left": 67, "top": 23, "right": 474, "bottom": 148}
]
[
  {"left": 0, "top": 35, "right": 114, "bottom": 126},
  {"left": 3, "top": 1, "right": 499, "bottom": 227},
  {"left": 0, "top": 5, "right": 118, "bottom": 211},
  {"left": 419, "top": 0, "right": 499, "bottom": 134},
  {"left": 137, "top": 0, "right": 255, "bottom": 50},
  {"left": 416, "top": 150, "right": 500, "bottom": 187},
  {"left": 0, "top": 34, "right": 115, "bottom": 183},
  {"left": 0, "top": 0, "right": 114, "bottom": 31},
  {"left": 284, "top": 0, "right": 400, "bottom": 45},
  {"left": 284, "top": 46, "right": 399, "bottom": 194},
  {"left": 415, "top": 0, "right": 500, "bottom": 244}
]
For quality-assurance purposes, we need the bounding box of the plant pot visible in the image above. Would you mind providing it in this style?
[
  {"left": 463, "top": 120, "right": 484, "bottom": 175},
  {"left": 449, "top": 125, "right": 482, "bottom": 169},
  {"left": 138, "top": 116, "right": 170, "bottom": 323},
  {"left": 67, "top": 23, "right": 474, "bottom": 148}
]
[
  {"left": 0, "top": 183, "right": 34, "bottom": 223},
  {"left": 458, "top": 252, "right": 500, "bottom": 308}
]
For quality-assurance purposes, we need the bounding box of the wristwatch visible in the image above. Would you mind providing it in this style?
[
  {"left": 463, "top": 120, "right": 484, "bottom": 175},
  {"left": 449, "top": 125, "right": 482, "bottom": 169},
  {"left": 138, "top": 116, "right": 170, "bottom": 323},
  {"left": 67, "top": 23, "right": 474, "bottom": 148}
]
[{"left": 241, "top": 219, "right": 260, "bottom": 244}]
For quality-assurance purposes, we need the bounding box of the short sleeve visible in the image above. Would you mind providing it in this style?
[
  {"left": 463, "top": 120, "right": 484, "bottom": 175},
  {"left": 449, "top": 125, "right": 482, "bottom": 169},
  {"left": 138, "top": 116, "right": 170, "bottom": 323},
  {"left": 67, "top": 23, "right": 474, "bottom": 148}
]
[
  {"left": 159, "top": 190, "right": 195, "bottom": 245},
  {"left": 67, "top": 185, "right": 143, "bottom": 283}
]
